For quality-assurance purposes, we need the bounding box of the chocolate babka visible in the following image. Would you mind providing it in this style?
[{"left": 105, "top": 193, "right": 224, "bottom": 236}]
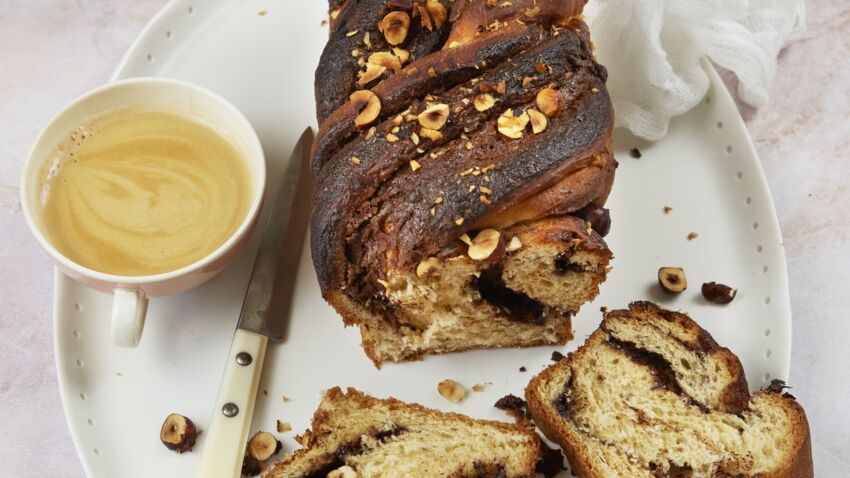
[
  {"left": 310, "top": 0, "right": 615, "bottom": 365},
  {"left": 526, "top": 302, "right": 813, "bottom": 478},
  {"left": 265, "top": 387, "right": 540, "bottom": 477}
]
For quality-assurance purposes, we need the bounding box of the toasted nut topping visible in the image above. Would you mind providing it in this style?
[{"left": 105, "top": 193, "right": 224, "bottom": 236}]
[
  {"left": 454, "top": 217, "right": 464, "bottom": 226},
  {"left": 357, "top": 63, "right": 386, "bottom": 86},
  {"left": 468, "top": 229, "right": 501, "bottom": 260},
  {"left": 418, "top": 103, "right": 449, "bottom": 130},
  {"left": 497, "top": 109, "right": 529, "bottom": 139},
  {"left": 459, "top": 233, "right": 472, "bottom": 245},
  {"left": 409, "top": 159, "right": 421, "bottom": 170},
  {"left": 410, "top": 132, "right": 420, "bottom": 144},
  {"left": 416, "top": 256, "right": 443, "bottom": 277},
  {"left": 386, "top": 133, "right": 399, "bottom": 142},
  {"left": 505, "top": 236, "right": 523, "bottom": 252},
  {"left": 327, "top": 465, "right": 358, "bottom": 478},
  {"left": 527, "top": 108, "right": 547, "bottom": 133},
  {"left": 350, "top": 90, "right": 381, "bottom": 127},
  {"left": 248, "top": 431, "right": 282, "bottom": 461},
  {"left": 473, "top": 93, "right": 496, "bottom": 111},
  {"left": 427, "top": 67, "right": 436, "bottom": 77},
  {"left": 438, "top": 379, "right": 467, "bottom": 403},
  {"left": 346, "top": 30, "right": 359, "bottom": 37},
  {"left": 658, "top": 267, "right": 687, "bottom": 294},
  {"left": 366, "top": 126, "right": 377, "bottom": 139},
  {"left": 368, "top": 51, "right": 402, "bottom": 72},
  {"left": 536, "top": 87, "right": 563, "bottom": 117},
  {"left": 350, "top": 156, "right": 361, "bottom": 165},
  {"left": 380, "top": 11, "right": 410, "bottom": 45},
  {"left": 392, "top": 47, "right": 410, "bottom": 64},
  {"left": 465, "top": 141, "right": 473, "bottom": 150},
  {"left": 479, "top": 195, "right": 492, "bottom": 205},
  {"left": 363, "top": 31, "right": 371, "bottom": 47},
  {"left": 494, "top": 80, "right": 506, "bottom": 95},
  {"left": 419, "top": 127, "right": 443, "bottom": 142},
  {"left": 591, "top": 87, "right": 600, "bottom": 93},
  {"left": 535, "top": 62, "right": 547, "bottom": 73},
  {"left": 425, "top": 0, "right": 448, "bottom": 28},
  {"left": 479, "top": 186, "right": 492, "bottom": 195},
  {"left": 522, "top": 76, "right": 535, "bottom": 86}
]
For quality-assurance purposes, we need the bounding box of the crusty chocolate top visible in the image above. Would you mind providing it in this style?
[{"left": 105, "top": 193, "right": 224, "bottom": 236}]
[{"left": 310, "top": 0, "right": 614, "bottom": 295}]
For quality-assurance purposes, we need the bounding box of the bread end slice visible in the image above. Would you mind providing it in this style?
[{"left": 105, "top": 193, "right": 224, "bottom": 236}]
[
  {"left": 266, "top": 387, "right": 540, "bottom": 478},
  {"left": 525, "top": 301, "right": 812, "bottom": 478}
]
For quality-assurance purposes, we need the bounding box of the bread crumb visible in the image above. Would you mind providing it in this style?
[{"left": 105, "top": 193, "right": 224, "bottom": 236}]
[
  {"left": 472, "top": 384, "right": 486, "bottom": 392},
  {"left": 519, "top": 366, "right": 527, "bottom": 372},
  {"left": 663, "top": 206, "right": 672, "bottom": 214},
  {"left": 438, "top": 379, "right": 467, "bottom": 403},
  {"left": 687, "top": 232, "right": 698, "bottom": 241},
  {"left": 277, "top": 420, "right": 292, "bottom": 433},
  {"left": 258, "top": 10, "right": 267, "bottom": 16},
  {"left": 282, "top": 396, "right": 291, "bottom": 403}
]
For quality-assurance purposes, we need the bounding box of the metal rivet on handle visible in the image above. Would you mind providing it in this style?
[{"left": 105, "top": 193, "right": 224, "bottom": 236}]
[
  {"left": 222, "top": 402, "right": 239, "bottom": 417},
  {"left": 235, "top": 352, "right": 252, "bottom": 366}
]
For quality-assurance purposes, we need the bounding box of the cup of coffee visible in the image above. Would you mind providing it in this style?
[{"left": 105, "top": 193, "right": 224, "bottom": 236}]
[{"left": 20, "top": 78, "right": 266, "bottom": 347}]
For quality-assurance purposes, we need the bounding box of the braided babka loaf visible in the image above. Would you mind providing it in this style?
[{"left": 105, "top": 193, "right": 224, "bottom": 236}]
[
  {"left": 526, "top": 302, "right": 813, "bottom": 478},
  {"left": 311, "top": 0, "right": 616, "bottom": 365}
]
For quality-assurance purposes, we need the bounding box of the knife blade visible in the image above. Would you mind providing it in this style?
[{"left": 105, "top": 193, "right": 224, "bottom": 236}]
[
  {"left": 195, "top": 127, "right": 314, "bottom": 478},
  {"left": 238, "top": 127, "right": 313, "bottom": 341}
]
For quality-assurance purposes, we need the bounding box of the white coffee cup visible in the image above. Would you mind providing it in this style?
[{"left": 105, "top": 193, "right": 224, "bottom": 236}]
[{"left": 20, "top": 78, "right": 266, "bottom": 347}]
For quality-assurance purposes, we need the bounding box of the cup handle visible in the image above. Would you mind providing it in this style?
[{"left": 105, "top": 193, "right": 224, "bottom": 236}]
[{"left": 111, "top": 289, "right": 148, "bottom": 347}]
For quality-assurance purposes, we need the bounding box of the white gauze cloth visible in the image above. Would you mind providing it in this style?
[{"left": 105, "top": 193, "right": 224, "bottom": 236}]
[{"left": 584, "top": 0, "right": 806, "bottom": 140}]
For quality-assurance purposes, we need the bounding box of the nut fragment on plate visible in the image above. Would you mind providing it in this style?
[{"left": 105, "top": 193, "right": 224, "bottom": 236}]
[
  {"left": 702, "top": 282, "right": 737, "bottom": 304},
  {"left": 350, "top": 90, "right": 381, "bottom": 127},
  {"left": 277, "top": 420, "right": 292, "bottom": 433},
  {"left": 438, "top": 379, "right": 467, "bottom": 403},
  {"left": 327, "top": 465, "right": 359, "bottom": 478},
  {"left": 527, "top": 108, "right": 547, "bottom": 133},
  {"left": 159, "top": 413, "right": 198, "bottom": 453},
  {"left": 248, "top": 431, "right": 282, "bottom": 461},
  {"left": 379, "top": 11, "right": 410, "bottom": 45},
  {"left": 658, "top": 267, "right": 687, "bottom": 294},
  {"left": 468, "top": 229, "right": 503, "bottom": 261},
  {"left": 536, "top": 87, "right": 563, "bottom": 117},
  {"left": 497, "top": 109, "right": 529, "bottom": 139}
]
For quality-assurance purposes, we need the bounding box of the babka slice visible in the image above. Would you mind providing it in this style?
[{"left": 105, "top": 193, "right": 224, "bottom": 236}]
[
  {"left": 265, "top": 387, "right": 540, "bottom": 478},
  {"left": 525, "top": 302, "right": 813, "bottom": 478},
  {"left": 311, "top": 0, "right": 615, "bottom": 366}
]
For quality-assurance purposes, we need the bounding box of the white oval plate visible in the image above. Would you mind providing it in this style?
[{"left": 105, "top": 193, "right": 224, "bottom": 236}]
[{"left": 54, "top": 1, "right": 792, "bottom": 476}]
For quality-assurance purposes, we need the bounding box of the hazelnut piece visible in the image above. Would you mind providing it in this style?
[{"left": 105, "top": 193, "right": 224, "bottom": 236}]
[
  {"left": 505, "top": 236, "right": 523, "bottom": 252},
  {"left": 473, "top": 93, "right": 496, "bottom": 112},
  {"left": 702, "top": 282, "right": 737, "bottom": 304},
  {"left": 350, "top": 90, "right": 381, "bottom": 128},
  {"left": 536, "top": 87, "right": 563, "bottom": 117},
  {"left": 419, "top": 127, "right": 443, "bottom": 142},
  {"left": 658, "top": 267, "right": 687, "bottom": 294},
  {"left": 392, "top": 47, "right": 410, "bottom": 64},
  {"left": 357, "top": 63, "right": 386, "bottom": 86},
  {"left": 248, "top": 431, "right": 282, "bottom": 461},
  {"left": 368, "top": 51, "right": 402, "bottom": 72},
  {"left": 418, "top": 103, "right": 450, "bottom": 130},
  {"left": 416, "top": 257, "right": 443, "bottom": 277},
  {"left": 497, "top": 109, "right": 529, "bottom": 139},
  {"left": 160, "top": 413, "right": 199, "bottom": 453},
  {"left": 438, "top": 379, "right": 467, "bottom": 403},
  {"left": 380, "top": 11, "right": 410, "bottom": 45},
  {"left": 327, "top": 465, "right": 359, "bottom": 478},
  {"left": 468, "top": 229, "right": 503, "bottom": 261},
  {"left": 425, "top": 0, "right": 448, "bottom": 28},
  {"left": 527, "top": 108, "right": 548, "bottom": 133}
]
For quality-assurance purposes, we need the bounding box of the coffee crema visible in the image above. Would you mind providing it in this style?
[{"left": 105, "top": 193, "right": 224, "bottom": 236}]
[{"left": 38, "top": 108, "right": 252, "bottom": 276}]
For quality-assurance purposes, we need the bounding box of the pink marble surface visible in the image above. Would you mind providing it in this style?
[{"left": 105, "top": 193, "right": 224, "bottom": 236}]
[{"left": 0, "top": 1, "right": 847, "bottom": 476}]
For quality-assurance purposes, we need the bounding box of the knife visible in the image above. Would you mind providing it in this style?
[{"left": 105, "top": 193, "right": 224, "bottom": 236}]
[{"left": 195, "top": 128, "right": 314, "bottom": 478}]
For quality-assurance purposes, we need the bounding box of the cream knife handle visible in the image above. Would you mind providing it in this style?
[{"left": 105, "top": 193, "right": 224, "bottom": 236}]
[{"left": 196, "top": 329, "right": 268, "bottom": 478}]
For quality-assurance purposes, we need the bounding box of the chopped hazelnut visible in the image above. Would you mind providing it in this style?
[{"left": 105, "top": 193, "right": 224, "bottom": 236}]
[
  {"left": 248, "top": 431, "right": 282, "bottom": 461},
  {"left": 419, "top": 127, "right": 443, "bottom": 142},
  {"left": 702, "top": 282, "right": 737, "bottom": 304},
  {"left": 687, "top": 232, "right": 699, "bottom": 241},
  {"left": 409, "top": 159, "right": 421, "bottom": 171},
  {"left": 497, "top": 109, "right": 529, "bottom": 139},
  {"left": 418, "top": 103, "right": 450, "bottom": 130},
  {"left": 438, "top": 379, "right": 467, "bottom": 403},
  {"left": 454, "top": 217, "right": 464, "bottom": 226},
  {"left": 350, "top": 90, "right": 381, "bottom": 127},
  {"left": 527, "top": 108, "right": 547, "bottom": 133},
  {"left": 357, "top": 63, "right": 386, "bottom": 86},
  {"left": 368, "top": 51, "right": 402, "bottom": 72},
  {"left": 536, "top": 87, "right": 563, "bottom": 117},
  {"left": 425, "top": 0, "right": 448, "bottom": 28},
  {"left": 468, "top": 229, "right": 502, "bottom": 260},
  {"left": 327, "top": 465, "right": 358, "bottom": 478},
  {"left": 473, "top": 93, "right": 496, "bottom": 111},
  {"left": 159, "top": 413, "right": 198, "bottom": 453},
  {"left": 350, "top": 156, "right": 361, "bottom": 165},
  {"left": 416, "top": 257, "right": 443, "bottom": 277},
  {"left": 505, "top": 236, "right": 523, "bottom": 252},
  {"left": 392, "top": 47, "right": 410, "bottom": 64},
  {"left": 459, "top": 233, "right": 472, "bottom": 245},
  {"left": 379, "top": 11, "right": 410, "bottom": 45}
]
